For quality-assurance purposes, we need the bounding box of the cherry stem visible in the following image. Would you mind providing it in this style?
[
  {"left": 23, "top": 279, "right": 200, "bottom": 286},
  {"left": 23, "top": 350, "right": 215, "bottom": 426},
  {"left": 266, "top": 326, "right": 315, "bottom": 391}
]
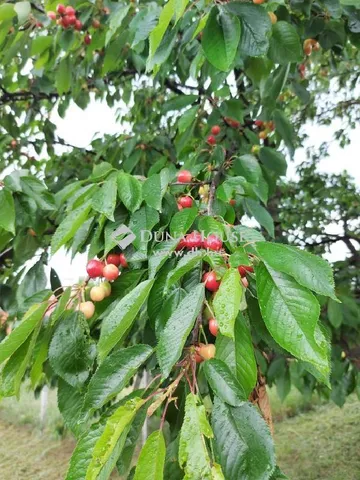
[{"left": 160, "top": 397, "right": 171, "bottom": 430}]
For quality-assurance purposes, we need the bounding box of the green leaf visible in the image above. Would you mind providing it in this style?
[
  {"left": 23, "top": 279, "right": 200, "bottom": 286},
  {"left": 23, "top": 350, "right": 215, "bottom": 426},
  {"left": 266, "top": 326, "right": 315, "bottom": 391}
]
[
  {"left": 213, "top": 268, "right": 243, "bottom": 339},
  {"left": 255, "top": 242, "right": 337, "bottom": 300},
  {"left": 0, "top": 189, "right": 15, "bottom": 234},
  {"left": 170, "top": 207, "right": 198, "bottom": 238},
  {"left": 14, "top": 1, "right": 30, "bottom": 23},
  {"left": 204, "top": 358, "right": 246, "bottom": 406},
  {"left": 166, "top": 251, "right": 205, "bottom": 289},
  {"left": 244, "top": 198, "right": 275, "bottom": 237},
  {"left": 91, "top": 177, "right": 117, "bottom": 221},
  {"left": 142, "top": 173, "right": 168, "bottom": 211},
  {"left": 268, "top": 21, "right": 303, "bottom": 64},
  {"left": 217, "top": 313, "right": 257, "bottom": 397},
  {"left": 328, "top": 298, "right": 343, "bottom": 328},
  {"left": 233, "top": 155, "right": 262, "bottom": 184},
  {"left": 197, "top": 217, "right": 225, "bottom": 238},
  {"left": 85, "top": 398, "right": 144, "bottom": 480},
  {"left": 58, "top": 379, "right": 86, "bottom": 437},
  {"left": 49, "top": 312, "right": 96, "bottom": 388},
  {"left": 129, "top": 205, "right": 160, "bottom": 254},
  {"left": 0, "top": 4, "right": 16, "bottom": 21},
  {"left": 212, "top": 397, "right": 276, "bottom": 480},
  {"left": 202, "top": 7, "right": 241, "bottom": 72},
  {"left": 31, "top": 36, "right": 53, "bottom": 56},
  {"left": 157, "top": 284, "right": 205, "bottom": 378},
  {"left": 16, "top": 261, "right": 47, "bottom": 303},
  {"left": 225, "top": 3, "right": 272, "bottom": 56},
  {"left": 232, "top": 225, "right": 265, "bottom": 243},
  {"left": 273, "top": 109, "right": 296, "bottom": 157},
  {"left": 105, "top": 5, "right": 130, "bottom": 45},
  {"left": 133, "top": 430, "right": 166, "bottom": 480},
  {"left": 0, "top": 302, "right": 48, "bottom": 364},
  {"left": 229, "top": 247, "right": 251, "bottom": 267},
  {"left": 98, "top": 280, "right": 154, "bottom": 361},
  {"left": 179, "top": 393, "right": 214, "bottom": 480},
  {"left": 130, "top": 5, "right": 161, "bottom": 48},
  {"left": 163, "top": 95, "right": 198, "bottom": 112},
  {"left": 259, "top": 148, "right": 287, "bottom": 176},
  {"left": 56, "top": 58, "right": 71, "bottom": 95},
  {"left": 51, "top": 201, "right": 92, "bottom": 254},
  {"left": 117, "top": 172, "right": 143, "bottom": 212},
  {"left": 84, "top": 345, "right": 152, "bottom": 413},
  {"left": 256, "top": 262, "right": 330, "bottom": 380},
  {"left": 147, "top": 0, "right": 175, "bottom": 67}
]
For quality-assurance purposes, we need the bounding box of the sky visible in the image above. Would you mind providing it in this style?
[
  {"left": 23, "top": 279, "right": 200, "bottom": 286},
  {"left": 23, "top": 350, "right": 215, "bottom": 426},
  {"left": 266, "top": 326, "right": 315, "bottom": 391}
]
[{"left": 25, "top": 99, "right": 360, "bottom": 284}]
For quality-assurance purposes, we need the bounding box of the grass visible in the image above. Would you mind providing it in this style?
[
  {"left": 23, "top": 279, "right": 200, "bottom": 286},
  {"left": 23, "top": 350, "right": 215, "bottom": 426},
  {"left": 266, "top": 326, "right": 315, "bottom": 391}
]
[{"left": 0, "top": 385, "right": 359, "bottom": 479}]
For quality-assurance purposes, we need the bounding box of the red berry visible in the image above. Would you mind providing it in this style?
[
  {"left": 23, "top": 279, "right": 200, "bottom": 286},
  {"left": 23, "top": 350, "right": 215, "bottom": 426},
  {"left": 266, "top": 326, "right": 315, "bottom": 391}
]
[
  {"left": 241, "top": 277, "right": 249, "bottom": 288},
  {"left": 61, "top": 15, "right": 71, "bottom": 27},
  {"left": 56, "top": 4, "right": 66, "bottom": 15},
  {"left": 66, "top": 14, "right": 76, "bottom": 25},
  {"left": 177, "top": 170, "right": 192, "bottom": 183},
  {"left": 204, "top": 235, "right": 223, "bottom": 251},
  {"left": 185, "top": 231, "right": 203, "bottom": 249},
  {"left": 65, "top": 6, "right": 76, "bottom": 15},
  {"left": 92, "top": 19, "right": 100, "bottom": 28},
  {"left": 178, "top": 196, "right": 193, "bottom": 208},
  {"left": 47, "top": 11, "right": 57, "bottom": 20},
  {"left": 202, "top": 271, "right": 220, "bottom": 292},
  {"left": 119, "top": 253, "right": 128, "bottom": 268},
  {"left": 86, "top": 259, "right": 104, "bottom": 278},
  {"left": 106, "top": 253, "right": 121, "bottom": 266},
  {"left": 238, "top": 265, "right": 254, "bottom": 277},
  {"left": 209, "top": 318, "right": 219, "bottom": 337},
  {"left": 211, "top": 125, "right": 221, "bottom": 135},
  {"left": 74, "top": 19, "right": 82, "bottom": 30},
  {"left": 84, "top": 34, "right": 92, "bottom": 45},
  {"left": 196, "top": 343, "right": 216, "bottom": 360},
  {"left": 255, "top": 120, "right": 264, "bottom": 128},
  {"left": 176, "top": 238, "right": 187, "bottom": 251},
  {"left": 229, "top": 199, "right": 236, "bottom": 206},
  {"left": 207, "top": 135, "right": 216, "bottom": 146},
  {"left": 103, "top": 264, "right": 120, "bottom": 281}
]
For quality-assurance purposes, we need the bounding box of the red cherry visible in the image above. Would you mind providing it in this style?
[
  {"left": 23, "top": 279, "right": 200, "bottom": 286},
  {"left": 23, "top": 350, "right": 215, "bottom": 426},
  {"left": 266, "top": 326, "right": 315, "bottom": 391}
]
[
  {"left": 207, "top": 135, "right": 216, "bottom": 146},
  {"left": 65, "top": 5, "right": 76, "bottom": 15},
  {"left": 74, "top": 19, "right": 82, "bottom": 30},
  {"left": 229, "top": 199, "right": 236, "bottom": 206},
  {"left": 66, "top": 14, "right": 76, "bottom": 25},
  {"left": 177, "top": 170, "right": 192, "bottom": 183},
  {"left": 238, "top": 265, "right": 254, "bottom": 277},
  {"left": 178, "top": 196, "right": 193, "bottom": 208},
  {"left": 84, "top": 34, "right": 92, "bottom": 45},
  {"left": 86, "top": 259, "right": 104, "bottom": 278},
  {"left": 176, "top": 238, "right": 187, "bottom": 251},
  {"left": 197, "top": 343, "right": 216, "bottom": 360},
  {"left": 209, "top": 318, "right": 219, "bottom": 337},
  {"left": 103, "top": 264, "right": 120, "bottom": 281},
  {"left": 254, "top": 120, "right": 264, "bottom": 128},
  {"left": 202, "top": 271, "right": 220, "bottom": 292},
  {"left": 92, "top": 19, "right": 100, "bottom": 28},
  {"left": 211, "top": 125, "right": 221, "bottom": 135},
  {"left": 204, "top": 235, "right": 223, "bottom": 251},
  {"left": 185, "top": 231, "right": 203, "bottom": 249},
  {"left": 241, "top": 277, "right": 249, "bottom": 289},
  {"left": 56, "top": 4, "right": 66, "bottom": 15},
  {"left": 106, "top": 253, "right": 121, "bottom": 266},
  {"left": 195, "top": 352, "right": 204, "bottom": 364},
  {"left": 61, "top": 15, "right": 71, "bottom": 27},
  {"left": 47, "top": 11, "right": 57, "bottom": 20},
  {"left": 119, "top": 253, "right": 128, "bottom": 268}
]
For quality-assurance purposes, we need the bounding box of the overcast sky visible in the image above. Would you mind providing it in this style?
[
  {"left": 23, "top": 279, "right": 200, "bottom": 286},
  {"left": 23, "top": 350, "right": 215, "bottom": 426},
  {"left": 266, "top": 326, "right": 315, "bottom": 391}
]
[{"left": 22, "top": 99, "right": 358, "bottom": 284}]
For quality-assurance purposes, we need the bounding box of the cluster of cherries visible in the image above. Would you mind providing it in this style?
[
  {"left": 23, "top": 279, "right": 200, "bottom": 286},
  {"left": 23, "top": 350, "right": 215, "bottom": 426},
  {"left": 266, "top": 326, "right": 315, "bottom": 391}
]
[
  {"left": 303, "top": 38, "right": 320, "bottom": 56},
  {"left": 77, "top": 253, "right": 128, "bottom": 320},
  {"left": 206, "top": 124, "right": 221, "bottom": 147},
  {"left": 47, "top": 4, "right": 97, "bottom": 44},
  {"left": 176, "top": 232, "right": 223, "bottom": 252},
  {"left": 254, "top": 120, "right": 275, "bottom": 140}
]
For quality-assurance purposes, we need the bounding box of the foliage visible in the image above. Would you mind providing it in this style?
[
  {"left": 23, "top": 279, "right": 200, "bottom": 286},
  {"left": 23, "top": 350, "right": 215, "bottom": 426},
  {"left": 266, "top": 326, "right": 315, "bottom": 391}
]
[{"left": 0, "top": 0, "right": 359, "bottom": 478}]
